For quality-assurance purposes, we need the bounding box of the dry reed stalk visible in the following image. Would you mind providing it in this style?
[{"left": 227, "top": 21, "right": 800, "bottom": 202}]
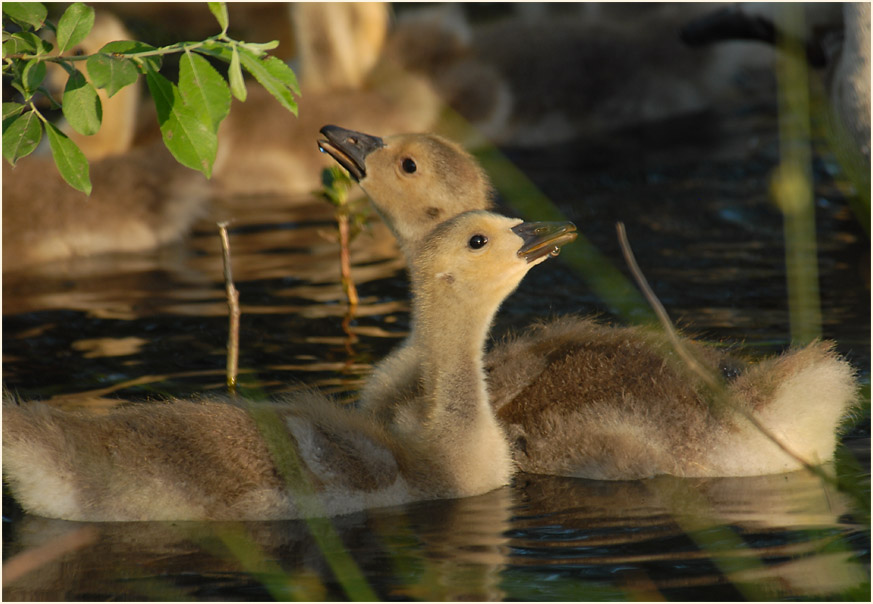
[
  {"left": 337, "top": 212, "right": 359, "bottom": 358},
  {"left": 218, "top": 221, "right": 240, "bottom": 394},
  {"left": 615, "top": 222, "right": 815, "bottom": 473},
  {"left": 2, "top": 526, "right": 99, "bottom": 587}
]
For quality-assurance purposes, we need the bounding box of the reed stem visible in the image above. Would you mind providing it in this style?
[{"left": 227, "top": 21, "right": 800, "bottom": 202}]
[{"left": 218, "top": 221, "right": 240, "bottom": 394}]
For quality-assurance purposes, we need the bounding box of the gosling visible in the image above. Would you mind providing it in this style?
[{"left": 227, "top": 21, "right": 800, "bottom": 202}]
[
  {"left": 318, "top": 124, "right": 860, "bottom": 480},
  {"left": 2, "top": 144, "right": 210, "bottom": 271},
  {"left": 212, "top": 2, "right": 441, "bottom": 196},
  {"left": 2, "top": 211, "right": 576, "bottom": 521},
  {"left": 2, "top": 9, "right": 213, "bottom": 271}
]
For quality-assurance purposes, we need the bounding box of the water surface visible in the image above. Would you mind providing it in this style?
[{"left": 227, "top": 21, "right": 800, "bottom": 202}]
[{"left": 3, "top": 105, "right": 869, "bottom": 600}]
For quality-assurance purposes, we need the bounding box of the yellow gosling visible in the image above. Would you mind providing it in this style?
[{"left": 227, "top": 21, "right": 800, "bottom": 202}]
[
  {"left": 2, "top": 143, "right": 210, "bottom": 271},
  {"left": 318, "top": 124, "right": 860, "bottom": 479},
  {"left": 2, "top": 211, "right": 576, "bottom": 520},
  {"left": 212, "top": 2, "right": 441, "bottom": 197}
]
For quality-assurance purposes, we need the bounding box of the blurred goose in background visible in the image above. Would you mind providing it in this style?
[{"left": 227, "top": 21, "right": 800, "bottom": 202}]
[
  {"left": 2, "top": 144, "right": 210, "bottom": 272},
  {"left": 387, "top": 3, "right": 777, "bottom": 147},
  {"left": 1, "top": 8, "right": 211, "bottom": 272},
  {"left": 3, "top": 8, "right": 204, "bottom": 270},
  {"left": 681, "top": 2, "right": 869, "bottom": 161},
  {"left": 293, "top": 1, "right": 389, "bottom": 94},
  {"left": 825, "top": 2, "right": 871, "bottom": 165},
  {"left": 318, "top": 125, "right": 860, "bottom": 479},
  {"left": 45, "top": 11, "right": 142, "bottom": 160},
  {"left": 377, "top": 3, "right": 514, "bottom": 142},
  {"left": 369, "top": 3, "right": 765, "bottom": 146},
  {"left": 3, "top": 3, "right": 438, "bottom": 269},
  {"left": 214, "top": 2, "right": 525, "bottom": 196},
  {"left": 3, "top": 211, "right": 576, "bottom": 521},
  {"left": 213, "top": 2, "right": 442, "bottom": 197},
  {"left": 681, "top": 2, "right": 870, "bottom": 220}
]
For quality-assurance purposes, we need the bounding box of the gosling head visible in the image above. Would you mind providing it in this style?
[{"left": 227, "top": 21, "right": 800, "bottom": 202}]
[
  {"left": 318, "top": 125, "right": 493, "bottom": 247},
  {"left": 411, "top": 210, "right": 577, "bottom": 316}
]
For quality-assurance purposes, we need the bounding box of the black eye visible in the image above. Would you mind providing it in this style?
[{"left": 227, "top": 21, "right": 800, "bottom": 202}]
[
  {"left": 401, "top": 158, "right": 417, "bottom": 174},
  {"left": 468, "top": 234, "right": 488, "bottom": 249}
]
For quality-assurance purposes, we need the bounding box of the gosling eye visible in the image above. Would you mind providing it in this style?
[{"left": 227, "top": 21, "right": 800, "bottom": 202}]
[
  {"left": 401, "top": 158, "right": 417, "bottom": 174},
  {"left": 468, "top": 234, "right": 488, "bottom": 250}
]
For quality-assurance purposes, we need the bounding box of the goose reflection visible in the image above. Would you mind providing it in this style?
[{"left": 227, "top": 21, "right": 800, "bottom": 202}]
[{"left": 3, "top": 487, "right": 515, "bottom": 601}]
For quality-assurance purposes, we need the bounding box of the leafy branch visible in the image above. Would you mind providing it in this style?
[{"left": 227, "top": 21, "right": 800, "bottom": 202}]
[{"left": 1, "top": 2, "right": 300, "bottom": 194}]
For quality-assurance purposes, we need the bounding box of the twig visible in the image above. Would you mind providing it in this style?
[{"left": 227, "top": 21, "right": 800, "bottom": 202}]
[
  {"left": 2, "top": 526, "right": 99, "bottom": 586},
  {"left": 317, "top": 167, "right": 362, "bottom": 359},
  {"left": 337, "top": 214, "right": 360, "bottom": 310},
  {"left": 218, "top": 221, "right": 240, "bottom": 395},
  {"left": 615, "top": 222, "right": 817, "bottom": 473},
  {"left": 337, "top": 213, "right": 359, "bottom": 358}
]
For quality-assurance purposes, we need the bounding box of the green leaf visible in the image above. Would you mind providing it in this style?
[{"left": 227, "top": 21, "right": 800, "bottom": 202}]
[
  {"left": 10, "top": 81, "right": 26, "bottom": 98},
  {"left": 319, "top": 166, "right": 353, "bottom": 207},
  {"left": 3, "top": 31, "right": 39, "bottom": 55},
  {"left": 21, "top": 59, "right": 46, "bottom": 96},
  {"left": 238, "top": 49, "right": 299, "bottom": 115},
  {"left": 145, "top": 68, "right": 216, "bottom": 178},
  {"left": 239, "top": 40, "right": 280, "bottom": 55},
  {"left": 2, "top": 2, "right": 47, "bottom": 30},
  {"left": 86, "top": 53, "right": 139, "bottom": 97},
  {"left": 228, "top": 45, "right": 246, "bottom": 102},
  {"left": 99, "top": 40, "right": 162, "bottom": 73},
  {"left": 2, "top": 110, "right": 43, "bottom": 165},
  {"left": 4, "top": 31, "right": 51, "bottom": 58},
  {"left": 45, "top": 121, "right": 91, "bottom": 194},
  {"left": 178, "top": 51, "right": 230, "bottom": 132},
  {"left": 259, "top": 54, "right": 301, "bottom": 96},
  {"left": 207, "top": 2, "right": 228, "bottom": 34},
  {"left": 56, "top": 2, "right": 95, "bottom": 53},
  {"left": 2, "top": 102, "right": 25, "bottom": 121},
  {"left": 62, "top": 69, "right": 102, "bottom": 135}
]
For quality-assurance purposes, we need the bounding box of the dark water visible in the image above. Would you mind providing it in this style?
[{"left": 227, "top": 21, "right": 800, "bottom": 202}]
[{"left": 3, "top": 103, "right": 870, "bottom": 600}]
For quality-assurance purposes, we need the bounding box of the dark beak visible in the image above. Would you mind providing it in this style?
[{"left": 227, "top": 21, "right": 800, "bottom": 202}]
[
  {"left": 512, "top": 221, "right": 578, "bottom": 263},
  {"left": 317, "top": 125, "right": 385, "bottom": 181}
]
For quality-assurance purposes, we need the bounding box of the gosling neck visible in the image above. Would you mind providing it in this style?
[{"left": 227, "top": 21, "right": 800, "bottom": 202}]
[
  {"left": 405, "top": 268, "right": 514, "bottom": 494},
  {"left": 409, "top": 273, "right": 501, "bottom": 420}
]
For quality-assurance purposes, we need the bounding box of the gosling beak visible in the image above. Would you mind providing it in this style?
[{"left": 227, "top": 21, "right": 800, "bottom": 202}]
[
  {"left": 317, "top": 125, "right": 385, "bottom": 181},
  {"left": 512, "top": 221, "right": 578, "bottom": 263}
]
